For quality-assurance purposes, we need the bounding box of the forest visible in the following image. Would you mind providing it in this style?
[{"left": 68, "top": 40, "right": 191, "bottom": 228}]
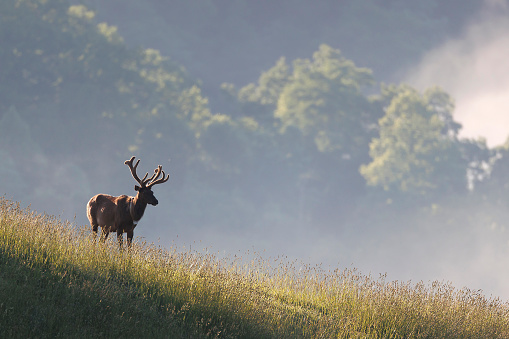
[{"left": 1, "top": 0, "right": 509, "bottom": 299}]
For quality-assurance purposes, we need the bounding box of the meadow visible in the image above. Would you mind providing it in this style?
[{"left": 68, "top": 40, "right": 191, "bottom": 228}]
[{"left": 1, "top": 196, "right": 508, "bottom": 338}]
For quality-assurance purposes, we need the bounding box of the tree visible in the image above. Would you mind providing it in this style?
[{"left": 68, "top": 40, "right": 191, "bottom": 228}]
[
  {"left": 249, "top": 45, "right": 379, "bottom": 220},
  {"left": 360, "top": 85, "right": 467, "bottom": 198},
  {"left": 0, "top": 0, "right": 213, "bottom": 223},
  {"left": 238, "top": 57, "right": 291, "bottom": 107},
  {"left": 476, "top": 138, "right": 509, "bottom": 201},
  {"left": 228, "top": 57, "right": 292, "bottom": 128},
  {"left": 274, "top": 44, "right": 375, "bottom": 157}
]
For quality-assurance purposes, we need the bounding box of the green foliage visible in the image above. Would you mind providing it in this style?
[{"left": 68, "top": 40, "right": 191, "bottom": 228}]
[
  {"left": 90, "top": 0, "right": 481, "bottom": 87},
  {"left": 232, "top": 45, "right": 384, "bottom": 218},
  {"left": 1, "top": 0, "right": 504, "bottom": 232},
  {"left": 225, "top": 43, "right": 489, "bottom": 218},
  {"left": 275, "top": 45, "right": 375, "bottom": 155},
  {"left": 236, "top": 57, "right": 291, "bottom": 123},
  {"left": 360, "top": 86, "right": 467, "bottom": 197},
  {"left": 0, "top": 0, "right": 205, "bottom": 148},
  {"left": 476, "top": 139, "right": 509, "bottom": 203},
  {"left": 238, "top": 57, "right": 290, "bottom": 107},
  {"left": 1, "top": 199, "right": 508, "bottom": 338},
  {"left": 1, "top": 1, "right": 205, "bottom": 166},
  {"left": 0, "top": 201, "right": 201, "bottom": 338}
]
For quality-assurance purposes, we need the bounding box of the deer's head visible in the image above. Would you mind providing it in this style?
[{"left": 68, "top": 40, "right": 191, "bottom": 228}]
[{"left": 125, "top": 156, "right": 170, "bottom": 206}]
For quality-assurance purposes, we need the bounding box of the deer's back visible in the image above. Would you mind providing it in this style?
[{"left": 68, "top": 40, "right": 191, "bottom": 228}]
[{"left": 87, "top": 194, "right": 130, "bottom": 227}]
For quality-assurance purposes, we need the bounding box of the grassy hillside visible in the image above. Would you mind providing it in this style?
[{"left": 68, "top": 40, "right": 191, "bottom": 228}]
[{"left": 1, "top": 197, "right": 508, "bottom": 338}]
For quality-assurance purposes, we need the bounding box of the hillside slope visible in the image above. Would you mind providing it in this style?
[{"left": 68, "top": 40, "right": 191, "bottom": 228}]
[{"left": 1, "top": 197, "right": 508, "bottom": 338}]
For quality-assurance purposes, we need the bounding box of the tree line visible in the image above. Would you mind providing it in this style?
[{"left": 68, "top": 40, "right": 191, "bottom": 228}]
[{"left": 1, "top": 0, "right": 508, "bottom": 233}]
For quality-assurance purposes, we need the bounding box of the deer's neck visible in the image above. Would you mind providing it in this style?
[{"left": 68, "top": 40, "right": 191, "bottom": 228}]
[{"left": 129, "top": 195, "right": 147, "bottom": 222}]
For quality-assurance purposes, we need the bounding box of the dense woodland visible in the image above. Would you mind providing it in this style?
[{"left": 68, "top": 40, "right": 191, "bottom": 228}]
[{"left": 2, "top": 0, "right": 509, "bottom": 295}]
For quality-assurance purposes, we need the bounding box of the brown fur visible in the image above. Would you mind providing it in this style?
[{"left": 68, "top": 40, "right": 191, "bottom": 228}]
[{"left": 86, "top": 157, "right": 169, "bottom": 248}]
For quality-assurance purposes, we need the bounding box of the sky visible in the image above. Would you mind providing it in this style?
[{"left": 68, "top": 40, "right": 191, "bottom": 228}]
[{"left": 405, "top": 1, "right": 509, "bottom": 147}]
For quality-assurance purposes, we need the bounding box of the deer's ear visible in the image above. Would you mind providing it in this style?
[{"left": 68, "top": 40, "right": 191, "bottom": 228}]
[{"left": 134, "top": 185, "right": 141, "bottom": 191}]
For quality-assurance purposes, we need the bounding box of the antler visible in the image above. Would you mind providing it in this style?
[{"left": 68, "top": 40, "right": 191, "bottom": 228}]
[
  {"left": 124, "top": 156, "right": 157, "bottom": 187},
  {"left": 146, "top": 165, "right": 170, "bottom": 188}
]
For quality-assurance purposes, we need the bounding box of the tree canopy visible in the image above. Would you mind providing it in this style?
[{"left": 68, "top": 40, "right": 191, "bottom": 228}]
[
  {"left": 0, "top": 0, "right": 505, "bottom": 235},
  {"left": 360, "top": 86, "right": 467, "bottom": 198}
]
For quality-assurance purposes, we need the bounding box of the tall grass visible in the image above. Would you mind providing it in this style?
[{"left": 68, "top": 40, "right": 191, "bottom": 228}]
[{"left": 1, "top": 196, "right": 508, "bottom": 338}]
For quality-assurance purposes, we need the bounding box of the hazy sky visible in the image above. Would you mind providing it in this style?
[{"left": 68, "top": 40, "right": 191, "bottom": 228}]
[{"left": 405, "top": 1, "right": 509, "bottom": 147}]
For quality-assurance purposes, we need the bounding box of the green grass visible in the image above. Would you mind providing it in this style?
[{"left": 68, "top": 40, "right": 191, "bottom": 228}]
[{"left": 1, "top": 197, "right": 508, "bottom": 338}]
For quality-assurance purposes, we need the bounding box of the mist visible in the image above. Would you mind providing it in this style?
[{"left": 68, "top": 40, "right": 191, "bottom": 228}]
[
  {"left": 2, "top": 0, "right": 509, "bottom": 303},
  {"left": 396, "top": 1, "right": 509, "bottom": 299},
  {"left": 405, "top": 1, "right": 509, "bottom": 147}
]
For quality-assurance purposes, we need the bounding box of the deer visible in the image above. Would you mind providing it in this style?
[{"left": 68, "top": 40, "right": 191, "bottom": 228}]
[{"left": 86, "top": 156, "right": 169, "bottom": 249}]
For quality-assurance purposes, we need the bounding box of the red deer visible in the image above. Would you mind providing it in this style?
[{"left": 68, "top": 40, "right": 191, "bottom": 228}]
[{"left": 86, "top": 156, "right": 169, "bottom": 248}]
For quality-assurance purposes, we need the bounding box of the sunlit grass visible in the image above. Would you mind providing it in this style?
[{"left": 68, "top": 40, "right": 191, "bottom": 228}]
[{"left": 1, "top": 197, "right": 508, "bottom": 338}]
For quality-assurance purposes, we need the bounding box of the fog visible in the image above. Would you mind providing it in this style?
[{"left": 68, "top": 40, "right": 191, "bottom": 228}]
[
  {"left": 2, "top": 0, "right": 509, "bottom": 303},
  {"left": 398, "top": 1, "right": 509, "bottom": 299},
  {"left": 405, "top": 1, "right": 509, "bottom": 147}
]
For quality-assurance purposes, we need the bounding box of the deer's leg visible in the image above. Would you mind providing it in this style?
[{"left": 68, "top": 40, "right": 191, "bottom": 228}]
[
  {"left": 92, "top": 224, "right": 98, "bottom": 242},
  {"left": 126, "top": 230, "right": 134, "bottom": 248},
  {"left": 117, "top": 229, "right": 124, "bottom": 250},
  {"left": 101, "top": 227, "right": 109, "bottom": 242}
]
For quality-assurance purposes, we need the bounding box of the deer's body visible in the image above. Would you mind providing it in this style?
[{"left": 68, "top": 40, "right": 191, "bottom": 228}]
[
  {"left": 87, "top": 156, "right": 169, "bottom": 248},
  {"left": 87, "top": 194, "right": 144, "bottom": 245}
]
